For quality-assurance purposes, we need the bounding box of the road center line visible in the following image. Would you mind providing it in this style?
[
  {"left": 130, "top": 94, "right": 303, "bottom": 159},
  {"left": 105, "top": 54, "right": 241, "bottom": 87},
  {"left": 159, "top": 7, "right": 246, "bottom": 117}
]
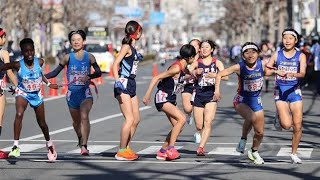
[{"left": 20, "top": 106, "right": 152, "bottom": 141}]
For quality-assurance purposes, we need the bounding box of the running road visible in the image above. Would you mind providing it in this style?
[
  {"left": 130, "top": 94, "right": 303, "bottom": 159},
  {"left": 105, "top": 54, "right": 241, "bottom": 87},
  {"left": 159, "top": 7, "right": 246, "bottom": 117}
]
[{"left": 0, "top": 60, "right": 319, "bottom": 180}]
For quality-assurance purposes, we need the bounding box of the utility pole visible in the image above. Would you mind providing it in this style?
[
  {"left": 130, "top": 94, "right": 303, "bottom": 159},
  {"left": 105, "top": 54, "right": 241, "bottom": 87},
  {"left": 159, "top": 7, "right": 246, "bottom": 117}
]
[
  {"left": 287, "top": 0, "right": 293, "bottom": 27},
  {"left": 147, "top": 0, "right": 154, "bottom": 53}
]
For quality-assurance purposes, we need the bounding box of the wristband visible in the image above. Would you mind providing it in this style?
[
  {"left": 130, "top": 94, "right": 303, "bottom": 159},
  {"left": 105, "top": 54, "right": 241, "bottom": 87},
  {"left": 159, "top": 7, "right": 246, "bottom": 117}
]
[{"left": 46, "top": 82, "right": 51, "bottom": 87}]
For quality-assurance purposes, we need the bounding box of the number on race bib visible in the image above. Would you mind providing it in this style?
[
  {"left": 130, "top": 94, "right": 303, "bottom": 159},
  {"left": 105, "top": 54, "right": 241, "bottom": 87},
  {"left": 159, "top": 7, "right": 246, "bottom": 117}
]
[
  {"left": 156, "top": 90, "right": 168, "bottom": 103},
  {"left": 119, "top": 78, "right": 128, "bottom": 88},
  {"left": 243, "top": 78, "right": 263, "bottom": 92}
]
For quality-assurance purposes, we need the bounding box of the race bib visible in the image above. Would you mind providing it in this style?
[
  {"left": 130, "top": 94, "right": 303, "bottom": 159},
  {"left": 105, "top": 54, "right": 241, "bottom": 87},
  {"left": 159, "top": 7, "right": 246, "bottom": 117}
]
[
  {"left": 198, "top": 74, "right": 215, "bottom": 86},
  {"left": 243, "top": 77, "right": 263, "bottom": 92},
  {"left": 131, "top": 61, "right": 139, "bottom": 75},
  {"left": 22, "top": 77, "right": 42, "bottom": 92},
  {"left": 119, "top": 78, "right": 128, "bottom": 88},
  {"left": 70, "top": 74, "right": 86, "bottom": 85},
  {"left": 0, "top": 79, "right": 6, "bottom": 89},
  {"left": 277, "top": 66, "right": 298, "bottom": 81},
  {"left": 173, "top": 83, "right": 184, "bottom": 94},
  {"left": 155, "top": 90, "right": 168, "bottom": 103}
]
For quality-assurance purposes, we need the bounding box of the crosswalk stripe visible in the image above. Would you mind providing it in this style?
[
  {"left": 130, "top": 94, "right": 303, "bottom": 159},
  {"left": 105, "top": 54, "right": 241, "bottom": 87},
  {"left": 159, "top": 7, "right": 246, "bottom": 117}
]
[
  {"left": 208, "top": 147, "right": 242, "bottom": 156},
  {"left": 137, "top": 146, "right": 183, "bottom": 154},
  {"left": 66, "top": 145, "right": 117, "bottom": 154},
  {"left": 276, "top": 148, "right": 313, "bottom": 158},
  {"left": 2, "top": 144, "right": 46, "bottom": 152}
]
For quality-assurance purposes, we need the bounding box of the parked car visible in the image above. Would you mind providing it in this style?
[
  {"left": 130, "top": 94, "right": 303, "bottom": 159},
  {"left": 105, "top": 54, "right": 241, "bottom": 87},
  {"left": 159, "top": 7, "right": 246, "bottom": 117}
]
[{"left": 85, "top": 42, "right": 114, "bottom": 73}]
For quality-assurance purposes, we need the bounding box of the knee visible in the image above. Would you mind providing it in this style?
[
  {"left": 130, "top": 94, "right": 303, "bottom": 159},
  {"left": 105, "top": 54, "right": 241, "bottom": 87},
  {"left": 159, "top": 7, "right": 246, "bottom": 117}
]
[
  {"left": 132, "top": 118, "right": 140, "bottom": 127},
  {"left": 15, "top": 111, "right": 24, "bottom": 119},
  {"left": 293, "top": 124, "right": 302, "bottom": 133},
  {"left": 195, "top": 124, "right": 203, "bottom": 131},
  {"left": 282, "top": 122, "right": 292, "bottom": 130},
  {"left": 183, "top": 107, "right": 192, "bottom": 115},
  {"left": 254, "top": 130, "right": 264, "bottom": 138},
  {"left": 203, "top": 120, "right": 212, "bottom": 128},
  {"left": 179, "top": 116, "right": 186, "bottom": 125},
  {"left": 124, "top": 117, "right": 134, "bottom": 126}
]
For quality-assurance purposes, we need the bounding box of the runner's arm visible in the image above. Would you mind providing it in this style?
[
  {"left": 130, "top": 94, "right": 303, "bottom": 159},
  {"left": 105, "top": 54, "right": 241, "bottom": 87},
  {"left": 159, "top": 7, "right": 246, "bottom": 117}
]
[
  {"left": 45, "top": 54, "right": 69, "bottom": 79},
  {"left": 88, "top": 53, "right": 101, "bottom": 79},
  {"left": 2, "top": 50, "right": 18, "bottom": 86}
]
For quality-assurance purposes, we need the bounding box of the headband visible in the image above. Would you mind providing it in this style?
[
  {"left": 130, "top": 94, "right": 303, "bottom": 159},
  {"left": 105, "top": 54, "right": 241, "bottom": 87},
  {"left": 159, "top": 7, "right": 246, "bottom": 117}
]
[
  {"left": 130, "top": 25, "right": 141, "bottom": 40},
  {"left": 70, "top": 30, "right": 81, "bottom": 37},
  {"left": 0, "top": 29, "right": 6, "bottom": 37},
  {"left": 282, "top": 31, "right": 298, "bottom": 39},
  {"left": 242, "top": 44, "right": 258, "bottom": 52}
]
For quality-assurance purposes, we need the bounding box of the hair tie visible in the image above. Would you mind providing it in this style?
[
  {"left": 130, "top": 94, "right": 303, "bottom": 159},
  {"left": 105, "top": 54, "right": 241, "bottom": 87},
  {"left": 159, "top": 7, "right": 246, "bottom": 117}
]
[
  {"left": 0, "top": 29, "right": 6, "bottom": 37},
  {"left": 130, "top": 25, "right": 141, "bottom": 40}
]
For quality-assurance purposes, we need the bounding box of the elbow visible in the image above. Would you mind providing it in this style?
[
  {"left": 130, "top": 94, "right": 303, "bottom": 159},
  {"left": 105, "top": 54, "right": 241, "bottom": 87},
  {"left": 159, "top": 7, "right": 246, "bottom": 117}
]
[{"left": 222, "top": 76, "right": 229, "bottom": 81}]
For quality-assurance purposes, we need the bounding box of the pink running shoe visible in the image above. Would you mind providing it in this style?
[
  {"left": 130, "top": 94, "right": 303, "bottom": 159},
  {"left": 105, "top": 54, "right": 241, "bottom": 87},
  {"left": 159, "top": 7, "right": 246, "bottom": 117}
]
[
  {"left": 196, "top": 147, "right": 205, "bottom": 156},
  {"left": 166, "top": 148, "right": 180, "bottom": 161},
  {"left": 80, "top": 147, "right": 90, "bottom": 156},
  {"left": 156, "top": 150, "right": 167, "bottom": 161},
  {"left": 47, "top": 143, "right": 57, "bottom": 162}
]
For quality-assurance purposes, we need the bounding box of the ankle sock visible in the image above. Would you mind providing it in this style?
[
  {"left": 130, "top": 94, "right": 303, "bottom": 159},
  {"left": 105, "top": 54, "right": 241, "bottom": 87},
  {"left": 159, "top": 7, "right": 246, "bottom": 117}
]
[
  {"left": 251, "top": 148, "right": 257, "bottom": 153},
  {"left": 13, "top": 140, "right": 19, "bottom": 147},
  {"left": 160, "top": 148, "right": 167, "bottom": 153}
]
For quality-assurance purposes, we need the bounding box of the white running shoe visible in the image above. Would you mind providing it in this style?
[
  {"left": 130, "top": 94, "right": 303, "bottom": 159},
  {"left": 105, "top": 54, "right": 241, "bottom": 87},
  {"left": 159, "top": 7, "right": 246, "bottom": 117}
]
[
  {"left": 274, "top": 113, "right": 282, "bottom": 131},
  {"left": 193, "top": 132, "right": 201, "bottom": 144},
  {"left": 290, "top": 154, "right": 302, "bottom": 164},
  {"left": 248, "top": 149, "right": 264, "bottom": 164},
  {"left": 186, "top": 114, "right": 194, "bottom": 125},
  {"left": 236, "top": 139, "right": 247, "bottom": 153}
]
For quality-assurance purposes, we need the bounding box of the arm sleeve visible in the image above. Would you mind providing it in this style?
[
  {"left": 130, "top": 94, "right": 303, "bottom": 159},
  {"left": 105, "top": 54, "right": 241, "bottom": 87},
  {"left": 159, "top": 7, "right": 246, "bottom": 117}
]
[
  {"left": 45, "top": 64, "right": 64, "bottom": 79},
  {"left": 88, "top": 62, "right": 102, "bottom": 79}
]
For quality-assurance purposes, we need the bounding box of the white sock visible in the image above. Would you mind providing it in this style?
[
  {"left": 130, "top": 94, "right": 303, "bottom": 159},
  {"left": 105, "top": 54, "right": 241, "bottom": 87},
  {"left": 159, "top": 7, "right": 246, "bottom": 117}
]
[
  {"left": 13, "top": 140, "right": 19, "bottom": 147},
  {"left": 47, "top": 140, "right": 53, "bottom": 147}
]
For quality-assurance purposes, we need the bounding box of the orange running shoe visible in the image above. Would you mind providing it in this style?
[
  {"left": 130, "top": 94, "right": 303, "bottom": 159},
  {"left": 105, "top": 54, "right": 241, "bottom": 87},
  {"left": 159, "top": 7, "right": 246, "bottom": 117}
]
[
  {"left": 115, "top": 149, "right": 138, "bottom": 161},
  {"left": 126, "top": 147, "right": 139, "bottom": 159}
]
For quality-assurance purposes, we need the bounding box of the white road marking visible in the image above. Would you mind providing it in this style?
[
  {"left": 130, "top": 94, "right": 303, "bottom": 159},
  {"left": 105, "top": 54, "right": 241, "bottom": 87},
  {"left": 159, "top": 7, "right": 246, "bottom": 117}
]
[
  {"left": 141, "top": 76, "right": 153, "bottom": 80},
  {"left": 20, "top": 106, "right": 152, "bottom": 141},
  {"left": 2, "top": 144, "right": 45, "bottom": 152},
  {"left": 208, "top": 147, "right": 242, "bottom": 156},
  {"left": 66, "top": 145, "right": 117, "bottom": 154},
  {"left": 6, "top": 95, "right": 65, "bottom": 103},
  {"left": 226, "top": 82, "right": 237, "bottom": 86},
  {"left": 277, "top": 147, "right": 313, "bottom": 158},
  {"left": 137, "top": 146, "right": 183, "bottom": 154}
]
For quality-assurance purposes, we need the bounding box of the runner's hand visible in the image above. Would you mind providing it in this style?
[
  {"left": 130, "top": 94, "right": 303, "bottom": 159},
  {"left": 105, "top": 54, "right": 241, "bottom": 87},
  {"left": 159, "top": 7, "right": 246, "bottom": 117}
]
[
  {"left": 213, "top": 91, "right": 221, "bottom": 102},
  {"left": 142, "top": 96, "right": 150, "bottom": 105}
]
